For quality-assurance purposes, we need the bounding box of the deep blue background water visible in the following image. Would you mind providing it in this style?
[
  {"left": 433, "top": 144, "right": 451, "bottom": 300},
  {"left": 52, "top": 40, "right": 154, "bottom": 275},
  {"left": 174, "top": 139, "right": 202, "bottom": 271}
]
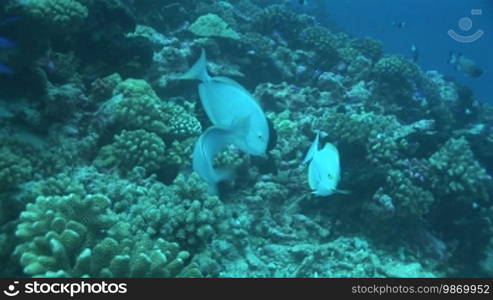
[{"left": 312, "top": 0, "right": 492, "bottom": 104}]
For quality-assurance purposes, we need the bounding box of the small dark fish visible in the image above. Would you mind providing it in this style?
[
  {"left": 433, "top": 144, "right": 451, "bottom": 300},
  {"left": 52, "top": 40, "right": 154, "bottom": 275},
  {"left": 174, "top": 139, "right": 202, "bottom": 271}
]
[
  {"left": 0, "top": 37, "right": 14, "bottom": 48},
  {"left": 392, "top": 21, "right": 406, "bottom": 29},
  {"left": 411, "top": 44, "right": 419, "bottom": 63},
  {"left": 0, "top": 17, "right": 20, "bottom": 26},
  {"left": 448, "top": 52, "right": 484, "bottom": 77},
  {"left": 0, "top": 63, "right": 14, "bottom": 75},
  {"left": 266, "top": 117, "right": 278, "bottom": 152}
]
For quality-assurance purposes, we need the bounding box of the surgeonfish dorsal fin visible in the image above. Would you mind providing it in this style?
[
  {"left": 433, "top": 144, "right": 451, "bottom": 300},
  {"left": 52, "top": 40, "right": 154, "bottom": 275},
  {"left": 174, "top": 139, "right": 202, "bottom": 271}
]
[
  {"left": 213, "top": 76, "right": 248, "bottom": 92},
  {"left": 303, "top": 131, "right": 320, "bottom": 164},
  {"left": 181, "top": 48, "right": 211, "bottom": 82},
  {"left": 334, "top": 189, "right": 351, "bottom": 195},
  {"left": 213, "top": 76, "right": 262, "bottom": 105}
]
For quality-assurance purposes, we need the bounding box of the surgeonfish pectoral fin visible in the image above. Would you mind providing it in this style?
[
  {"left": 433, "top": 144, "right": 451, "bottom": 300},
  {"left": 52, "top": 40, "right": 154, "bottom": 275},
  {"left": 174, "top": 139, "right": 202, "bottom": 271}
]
[
  {"left": 334, "top": 189, "right": 351, "bottom": 195},
  {"left": 303, "top": 131, "right": 320, "bottom": 164},
  {"left": 216, "top": 167, "right": 235, "bottom": 182},
  {"left": 180, "top": 48, "right": 211, "bottom": 82},
  {"left": 231, "top": 115, "right": 252, "bottom": 138},
  {"left": 207, "top": 183, "right": 219, "bottom": 196}
]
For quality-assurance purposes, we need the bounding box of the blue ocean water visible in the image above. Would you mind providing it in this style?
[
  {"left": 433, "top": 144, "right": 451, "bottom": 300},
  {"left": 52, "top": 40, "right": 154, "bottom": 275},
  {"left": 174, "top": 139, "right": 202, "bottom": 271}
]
[{"left": 322, "top": 0, "right": 492, "bottom": 103}]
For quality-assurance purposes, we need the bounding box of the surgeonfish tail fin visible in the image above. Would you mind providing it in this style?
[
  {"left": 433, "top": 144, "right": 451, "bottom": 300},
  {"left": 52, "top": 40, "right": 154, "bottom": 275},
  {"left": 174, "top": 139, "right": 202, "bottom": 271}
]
[
  {"left": 180, "top": 48, "right": 211, "bottom": 82},
  {"left": 216, "top": 167, "right": 235, "bottom": 182},
  {"left": 303, "top": 131, "right": 320, "bottom": 164},
  {"left": 192, "top": 125, "right": 235, "bottom": 195},
  {"left": 207, "top": 183, "right": 219, "bottom": 196},
  {"left": 334, "top": 189, "right": 351, "bottom": 195}
]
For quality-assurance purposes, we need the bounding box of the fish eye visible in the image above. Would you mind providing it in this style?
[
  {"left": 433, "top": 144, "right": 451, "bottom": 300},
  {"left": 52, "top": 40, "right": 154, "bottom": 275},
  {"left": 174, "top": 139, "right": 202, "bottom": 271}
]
[
  {"left": 327, "top": 174, "right": 333, "bottom": 179},
  {"left": 257, "top": 133, "right": 263, "bottom": 139}
]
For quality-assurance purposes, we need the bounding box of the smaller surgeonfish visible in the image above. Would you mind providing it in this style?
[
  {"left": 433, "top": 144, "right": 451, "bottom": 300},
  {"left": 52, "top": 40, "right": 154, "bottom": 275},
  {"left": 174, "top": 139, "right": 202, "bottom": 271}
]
[
  {"left": 0, "top": 37, "right": 14, "bottom": 74},
  {"left": 304, "top": 131, "right": 349, "bottom": 196},
  {"left": 193, "top": 126, "right": 235, "bottom": 195},
  {"left": 448, "top": 52, "right": 484, "bottom": 78}
]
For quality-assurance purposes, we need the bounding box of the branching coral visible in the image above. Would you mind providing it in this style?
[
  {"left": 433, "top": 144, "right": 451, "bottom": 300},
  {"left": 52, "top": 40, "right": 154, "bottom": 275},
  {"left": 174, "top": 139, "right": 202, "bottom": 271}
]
[
  {"left": 7, "top": 0, "right": 88, "bottom": 33},
  {"left": 14, "top": 193, "right": 116, "bottom": 276},
  {"left": 112, "top": 79, "right": 201, "bottom": 140},
  {"left": 429, "top": 136, "right": 492, "bottom": 201},
  {"left": 351, "top": 37, "right": 383, "bottom": 62},
  {"left": 189, "top": 13, "right": 240, "bottom": 40},
  {"left": 0, "top": 146, "right": 32, "bottom": 191},
  {"left": 373, "top": 55, "right": 420, "bottom": 83},
  {"left": 298, "top": 26, "right": 340, "bottom": 68},
  {"left": 94, "top": 129, "right": 166, "bottom": 174},
  {"left": 13, "top": 168, "right": 206, "bottom": 277},
  {"left": 381, "top": 170, "right": 435, "bottom": 219}
]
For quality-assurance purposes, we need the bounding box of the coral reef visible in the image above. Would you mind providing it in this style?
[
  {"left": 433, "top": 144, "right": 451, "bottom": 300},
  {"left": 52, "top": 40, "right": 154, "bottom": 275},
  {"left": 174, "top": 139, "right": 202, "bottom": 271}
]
[
  {"left": 112, "top": 79, "right": 201, "bottom": 140},
  {"left": 429, "top": 136, "right": 492, "bottom": 201},
  {"left": 7, "top": 0, "right": 88, "bottom": 33},
  {"left": 0, "top": 146, "right": 32, "bottom": 192},
  {"left": 94, "top": 129, "right": 166, "bottom": 175},
  {"left": 189, "top": 14, "right": 241, "bottom": 40},
  {"left": 0, "top": 0, "right": 492, "bottom": 279}
]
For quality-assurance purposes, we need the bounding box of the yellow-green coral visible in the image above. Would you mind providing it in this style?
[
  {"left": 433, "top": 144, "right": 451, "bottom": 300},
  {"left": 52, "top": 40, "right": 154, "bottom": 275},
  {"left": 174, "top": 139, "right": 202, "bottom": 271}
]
[{"left": 189, "top": 13, "right": 240, "bottom": 40}]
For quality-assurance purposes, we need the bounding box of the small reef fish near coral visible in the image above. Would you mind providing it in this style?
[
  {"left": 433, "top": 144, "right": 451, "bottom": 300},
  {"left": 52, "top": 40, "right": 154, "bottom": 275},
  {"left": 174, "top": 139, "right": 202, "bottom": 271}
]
[
  {"left": 304, "top": 131, "right": 347, "bottom": 196},
  {"left": 0, "top": 0, "right": 492, "bottom": 280}
]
